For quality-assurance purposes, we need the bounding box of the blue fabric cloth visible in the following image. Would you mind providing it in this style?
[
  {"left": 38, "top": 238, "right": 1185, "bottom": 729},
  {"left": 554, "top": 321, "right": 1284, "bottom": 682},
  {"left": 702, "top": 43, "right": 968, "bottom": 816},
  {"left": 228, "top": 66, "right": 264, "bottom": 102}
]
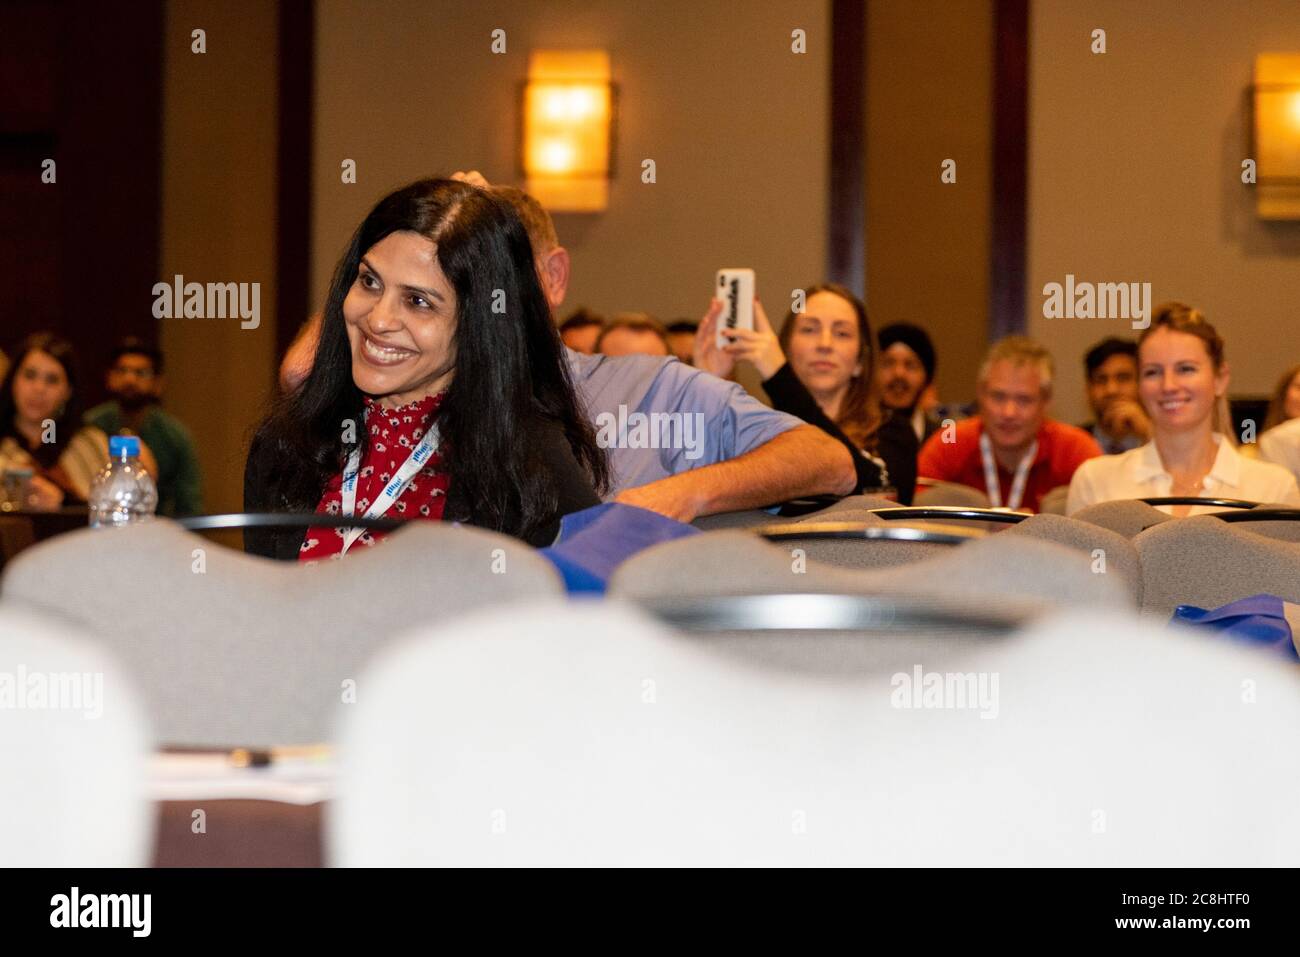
[
  {"left": 541, "top": 502, "right": 700, "bottom": 594},
  {"left": 567, "top": 349, "right": 800, "bottom": 496},
  {"left": 1171, "top": 594, "right": 1300, "bottom": 661}
]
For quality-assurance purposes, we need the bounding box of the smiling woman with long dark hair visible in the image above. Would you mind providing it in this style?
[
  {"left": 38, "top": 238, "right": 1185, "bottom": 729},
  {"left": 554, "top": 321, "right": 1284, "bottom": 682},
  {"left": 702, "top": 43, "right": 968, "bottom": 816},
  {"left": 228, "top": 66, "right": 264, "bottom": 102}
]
[{"left": 244, "top": 178, "right": 607, "bottom": 559}]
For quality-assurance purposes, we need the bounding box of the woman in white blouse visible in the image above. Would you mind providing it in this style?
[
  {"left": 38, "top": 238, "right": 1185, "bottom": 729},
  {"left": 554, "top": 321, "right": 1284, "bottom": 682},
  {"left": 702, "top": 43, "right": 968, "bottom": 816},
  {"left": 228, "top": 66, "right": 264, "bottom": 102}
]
[{"left": 1067, "top": 302, "right": 1300, "bottom": 516}]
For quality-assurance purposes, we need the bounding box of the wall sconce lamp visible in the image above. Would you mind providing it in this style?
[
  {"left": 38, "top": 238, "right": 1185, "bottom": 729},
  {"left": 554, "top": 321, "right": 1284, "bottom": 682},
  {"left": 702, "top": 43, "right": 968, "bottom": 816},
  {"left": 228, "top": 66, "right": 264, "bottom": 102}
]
[
  {"left": 1253, "top": 53, "right": 1300, "bottom": 219},
  {"left": 522, "top": 50, "right": 615, "bottom": 213}
]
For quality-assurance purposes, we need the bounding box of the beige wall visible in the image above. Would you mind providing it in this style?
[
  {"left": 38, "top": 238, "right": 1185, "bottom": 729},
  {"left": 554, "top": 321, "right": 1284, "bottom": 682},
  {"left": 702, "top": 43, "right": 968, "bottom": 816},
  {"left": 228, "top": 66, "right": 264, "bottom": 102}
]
[
  {"left": 866, "top": 0, "right": 994, "bottom": 406},
  {"left": 313, "top": 0, "right": 828, "bottom": 371},
  {"left": 160, "top": 0, "right": 279, "bottom": 512},
  {"left": 1029, "top": 0, "right": 1300, "bottom": 425}
]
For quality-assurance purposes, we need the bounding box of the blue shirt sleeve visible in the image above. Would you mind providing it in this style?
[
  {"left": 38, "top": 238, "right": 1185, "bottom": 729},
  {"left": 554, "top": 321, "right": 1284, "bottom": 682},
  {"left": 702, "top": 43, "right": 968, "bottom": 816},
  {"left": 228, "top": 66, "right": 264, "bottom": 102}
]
[{"left": 639, "top": 361, "right": 800, "bottom": 474}]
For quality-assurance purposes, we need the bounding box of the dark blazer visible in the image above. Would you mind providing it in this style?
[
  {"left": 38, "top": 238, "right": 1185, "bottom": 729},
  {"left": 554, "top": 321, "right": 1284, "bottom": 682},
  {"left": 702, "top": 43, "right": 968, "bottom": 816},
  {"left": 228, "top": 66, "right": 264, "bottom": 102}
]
[
  {"left": 761, "top": 363, "right": 919, "bottom": 504},
  {"left": 242, "top": 416, "right": 600, "bottom": 559}
]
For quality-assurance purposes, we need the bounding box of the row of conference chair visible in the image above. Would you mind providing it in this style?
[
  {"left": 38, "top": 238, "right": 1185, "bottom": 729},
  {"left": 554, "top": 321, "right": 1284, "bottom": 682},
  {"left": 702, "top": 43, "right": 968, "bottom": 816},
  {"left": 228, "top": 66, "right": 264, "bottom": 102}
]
[
  {"left": 2, "top": 514, "right": 1143, "bottom": 746},
  {"left": 5, "top": 597, "right": 1298, "bottom": 866},
  {"left": 2, "top": 502, "right": 1300, "bottom": 748},
  {"left": 753, "top": 493, "right": 1300, "bottom": 613}
]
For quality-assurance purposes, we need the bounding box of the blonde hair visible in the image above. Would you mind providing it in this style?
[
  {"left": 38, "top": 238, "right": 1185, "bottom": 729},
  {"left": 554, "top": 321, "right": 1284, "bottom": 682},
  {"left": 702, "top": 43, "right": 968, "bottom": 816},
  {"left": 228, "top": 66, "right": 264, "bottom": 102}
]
[
  {"left": 1138, "top": 301, "right": 1234, "bottom": 444},
  {"left": 977, "top": 336, "right": 1054, "bottom": 397}
]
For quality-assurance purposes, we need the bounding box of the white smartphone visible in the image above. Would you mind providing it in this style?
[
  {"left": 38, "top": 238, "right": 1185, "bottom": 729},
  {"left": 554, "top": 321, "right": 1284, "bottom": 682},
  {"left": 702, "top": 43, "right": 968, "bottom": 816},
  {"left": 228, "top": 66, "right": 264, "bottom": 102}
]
[{"left": 715, "top": 268, "right": 755, "bottom": 350}]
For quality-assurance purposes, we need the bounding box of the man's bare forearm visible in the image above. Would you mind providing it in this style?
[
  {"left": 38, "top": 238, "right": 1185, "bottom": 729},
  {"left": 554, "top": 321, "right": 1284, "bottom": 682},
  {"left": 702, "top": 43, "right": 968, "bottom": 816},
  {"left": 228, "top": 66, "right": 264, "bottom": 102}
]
[{"left": 635, "top": 424, "right": 856, "bottom": 518}]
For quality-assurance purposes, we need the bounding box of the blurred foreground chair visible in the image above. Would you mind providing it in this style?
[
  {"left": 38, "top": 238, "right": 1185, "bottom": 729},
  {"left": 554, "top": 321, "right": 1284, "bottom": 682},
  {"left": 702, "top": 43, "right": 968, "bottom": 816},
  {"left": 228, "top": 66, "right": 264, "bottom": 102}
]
[
  {"left": 0, "top": 606, "right": 151, "bottom": 866},
  {"left": 330, "top": 600, "right": 1300, "bottom": 866},
  {"left": 1135, "top": 515, "right": 1300, "bottom": 617},
  {"left": 0, "top": 519, "right": 562, "bottom": 746}
]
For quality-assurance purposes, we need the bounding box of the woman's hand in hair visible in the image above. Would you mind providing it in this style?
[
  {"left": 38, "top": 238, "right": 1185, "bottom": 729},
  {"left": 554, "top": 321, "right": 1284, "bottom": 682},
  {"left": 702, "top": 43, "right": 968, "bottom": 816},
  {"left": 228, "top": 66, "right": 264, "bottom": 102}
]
[
  {"left": 693, "top": 298, "right": 787, "bottom": 381},
  {"left": 450, "top": 170, "right": 490, "bottom": 188}
]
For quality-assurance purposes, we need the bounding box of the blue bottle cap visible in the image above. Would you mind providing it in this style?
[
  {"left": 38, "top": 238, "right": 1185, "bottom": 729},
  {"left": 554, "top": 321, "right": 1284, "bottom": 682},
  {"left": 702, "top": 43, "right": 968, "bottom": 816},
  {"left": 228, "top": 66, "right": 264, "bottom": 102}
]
[{"left": 109, "top": 435, "right": 141, "bottom": 458}]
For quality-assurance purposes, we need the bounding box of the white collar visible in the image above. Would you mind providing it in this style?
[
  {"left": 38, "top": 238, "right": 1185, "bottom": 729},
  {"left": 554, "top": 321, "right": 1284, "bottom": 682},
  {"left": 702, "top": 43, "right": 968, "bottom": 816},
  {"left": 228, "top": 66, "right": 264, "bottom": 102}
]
[{"left": 1131, "top": 433, "right": 1241, "bottom": 488}]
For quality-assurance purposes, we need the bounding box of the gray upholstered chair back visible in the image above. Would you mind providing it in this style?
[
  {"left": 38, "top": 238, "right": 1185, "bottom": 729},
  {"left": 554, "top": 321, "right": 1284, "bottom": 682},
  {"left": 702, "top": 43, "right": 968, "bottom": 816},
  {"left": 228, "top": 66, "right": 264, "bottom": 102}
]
[
  {"left": 1002, "top": 513, "right": 1141, "bottom": 606},
  {"left": 800, "top": 494, "right": 902, "bottom": 517},
  {"left": 773, "top": 509, "right": 955, "bottom": 570},
  {"left": 1134, "top": 516, "right": 1300, "bottom": 616},
  {"left": 0, "top": 519, "right": 561, "bottom": 746},
  {"left": 608, "top": 528, "right": 1129, "bottom": 614},
  {"left": 1223, "top": 505, "right": 1300, "bottom": 544},
  {"left": 1071, "top": 499, "right": 1172, "bottom": 538},
  {"left": 691, "top": 508, "right": 783, "bottom": 531},
  {"left": 914, "top": 481, "right": 991, "bottom": 508}
]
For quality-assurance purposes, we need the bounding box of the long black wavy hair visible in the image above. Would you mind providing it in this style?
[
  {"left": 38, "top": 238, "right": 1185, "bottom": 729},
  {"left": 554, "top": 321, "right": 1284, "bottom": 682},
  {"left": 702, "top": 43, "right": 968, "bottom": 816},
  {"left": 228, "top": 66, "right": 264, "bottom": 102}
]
[
  {"left": 0, "top": 331, "right": 86, "bottom": 468},
  {"left": 251, "top": 178, "right": 608, "bottom": 540}
]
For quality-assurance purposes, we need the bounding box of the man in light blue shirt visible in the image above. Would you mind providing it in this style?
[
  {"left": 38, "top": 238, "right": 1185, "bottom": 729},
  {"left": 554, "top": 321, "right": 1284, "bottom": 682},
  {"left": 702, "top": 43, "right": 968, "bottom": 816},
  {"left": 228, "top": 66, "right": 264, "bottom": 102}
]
[{"left": 567, "top": 349, "right": 802, "bottom": 494}]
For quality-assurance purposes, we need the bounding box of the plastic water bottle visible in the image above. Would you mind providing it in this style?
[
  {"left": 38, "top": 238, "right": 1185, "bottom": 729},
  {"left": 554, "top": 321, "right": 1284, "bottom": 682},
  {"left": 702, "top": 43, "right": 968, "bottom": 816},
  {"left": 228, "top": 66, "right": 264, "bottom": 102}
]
[{"left": 88, "top": 436, "right": 158, "bottom": 528}]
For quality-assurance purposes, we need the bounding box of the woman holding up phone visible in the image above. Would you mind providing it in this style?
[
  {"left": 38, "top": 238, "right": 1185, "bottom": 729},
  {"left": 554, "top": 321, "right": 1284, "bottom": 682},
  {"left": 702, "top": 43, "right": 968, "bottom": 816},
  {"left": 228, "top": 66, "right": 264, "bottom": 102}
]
[
  {"left": 694, "top": 282, "right": 917, "bottom": 503},
  {"left": 244, "top": 178, "right": 606, "bottom": 560}
]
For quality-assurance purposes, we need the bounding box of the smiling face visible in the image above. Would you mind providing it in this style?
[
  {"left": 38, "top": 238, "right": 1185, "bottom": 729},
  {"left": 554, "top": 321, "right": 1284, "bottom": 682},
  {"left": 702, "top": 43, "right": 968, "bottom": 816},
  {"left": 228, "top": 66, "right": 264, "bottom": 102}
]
[
  {"left": 1138, "top": 327, "right": 1227, "bottom": 435},
  {"left": 11, "top": 349, "right": 72, "bottom": 427},
  {"left": 343, "top": 230, "right": 459, "bottom": 408},
  {"left": 977, "top": 360, "right": 1049, "bottom": 452},
  {"left": 785, "top": 291, "right": 863, "bottom": 403}
]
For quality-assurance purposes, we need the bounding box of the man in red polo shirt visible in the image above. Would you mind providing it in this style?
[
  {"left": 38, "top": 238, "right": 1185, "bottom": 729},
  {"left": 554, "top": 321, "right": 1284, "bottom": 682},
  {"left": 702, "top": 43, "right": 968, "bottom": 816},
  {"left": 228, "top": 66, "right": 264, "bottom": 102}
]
[{"left": 918, "top": 336, "right": 1101, "bottom": 512}]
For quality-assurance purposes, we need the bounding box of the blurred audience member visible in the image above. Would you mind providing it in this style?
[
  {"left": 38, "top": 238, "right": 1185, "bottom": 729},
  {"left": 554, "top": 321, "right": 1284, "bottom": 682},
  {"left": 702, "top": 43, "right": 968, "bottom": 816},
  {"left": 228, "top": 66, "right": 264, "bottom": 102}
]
[
  {"left": 1079, "top": 337, "right": 1150, "bottom": 454},
  {"left": 1262, "top": 363, "right": 1300, "bottom": 432},
  {"left": 84, "top": 338, "right": 203, "bottom": 517},
  {"left": 559, "top": 308, "right": 604, "bottom": 354},
  {"left": 1259, "top": 416, "right": 1300, "bottom": 485},
  {"left": 694, "top": 283, "right": 917, "bottom": 501},
  {"left": 1, "top": 333, "right": 118, "bottom": 508},
  {"left": 919, "top": 336, "right": 1100, "bottom": 512},
  {"left": 877, "top": 323, "right": 941, "bottom": 443},
  {"left": 664, "top": 320, "right": 697, "bottom": 365},
  {"left": 596, "top": 314, "right": 671, "bottom": 357},
  {"left": 246, "top": 178, "right": 605, "bottom": 558},
  {"left": 1068, "top": 303, "right": 1299, "bottom": 515}
]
